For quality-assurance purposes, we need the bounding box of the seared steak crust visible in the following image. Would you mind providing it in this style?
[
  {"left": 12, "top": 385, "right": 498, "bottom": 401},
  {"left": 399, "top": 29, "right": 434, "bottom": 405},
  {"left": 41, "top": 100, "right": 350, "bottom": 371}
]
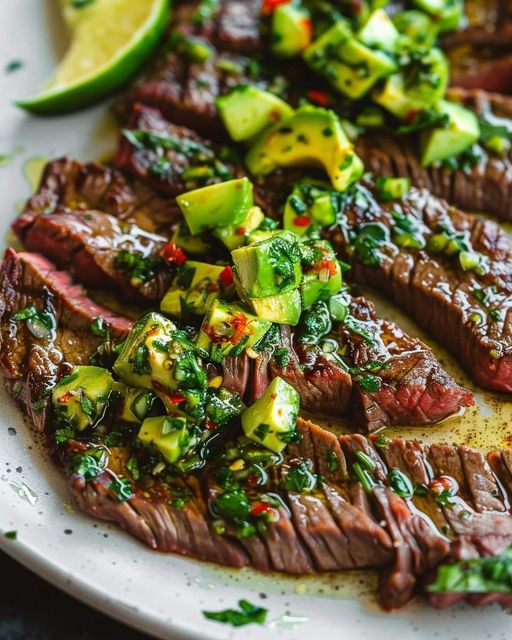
[{"left": 326, "top": 181, "right": 512, "bottom": 392}]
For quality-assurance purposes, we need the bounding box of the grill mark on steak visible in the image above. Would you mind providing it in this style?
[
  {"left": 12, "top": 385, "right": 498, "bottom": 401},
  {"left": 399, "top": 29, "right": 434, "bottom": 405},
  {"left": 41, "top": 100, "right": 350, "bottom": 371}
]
[
  {"left": 325, "top": 180, "right": 512, "bottom": 392},
  {"left": 356, "top": 89, "right": 512, "bottom": 221},
  {"left": 0, "top": 249, "right": 132, "bottom": 431},
  {"left": 17, "top": 209, "right": 173, "bottom": 304},
  {"left": 17, "top": 157, "right": 182, "bottom": 237}
]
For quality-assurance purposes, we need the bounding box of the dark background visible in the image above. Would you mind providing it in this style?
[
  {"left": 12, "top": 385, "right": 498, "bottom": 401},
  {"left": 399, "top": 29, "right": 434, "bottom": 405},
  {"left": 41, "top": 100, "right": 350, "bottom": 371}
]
[{"left": 0, "top": 551, "right": 153, "bottom": 640}]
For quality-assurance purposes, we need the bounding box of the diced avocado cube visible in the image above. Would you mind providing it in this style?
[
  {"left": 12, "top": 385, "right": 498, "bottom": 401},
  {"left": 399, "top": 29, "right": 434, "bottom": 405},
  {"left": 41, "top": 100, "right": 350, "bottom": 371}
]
[
  {"left": 246, "top": 105, "right": 364, "bottom": 192},
  {"left": 138, "top": 416, "right": 192, "bottom": 464},
  {"left": 283, "top": 178, "right": 338, "bottom": 237},
  {"left": 304, "top": 20, "right": 397, "bottom": 100},
  {"left": 172, "top": 222, "right": 211, "bottom": 255},
  {"left": 232, "top": 231, "right": 302, "bottom": 298},
  {"left": 246, "top": 229, "right": 282, "bottom": 244},
  {"left": 272, "top": 4, "right": 313, "bottom": 58},
  {"left": 52, "top": 366, "right": 113, "bottom": 432},
  {"left": 177, "top": 178, "right": 254, "bottom": 235},
  {"left": 196, "top": 300, "right": 272, "bottom": 362},
  {"left": 241, "top": 377, "right": 300, "bottom": 453},
  {"left": 355, "top": 105, "right": 386, "bottom": 128},
  {"left": 113, "top": 313, "right": 177, "bottom": 390},
  {"left": 212, "top": 206, "right": 265, "bottom": 251},
  {"left": 216, "top": 86, "right": 294, "bottom": 142},
  {"left": 300, "top": 240, "right": 343, "bottom": 309},
  {"left": 160, "top": 261, "right": 234, "bottom": 319},
  {"left": 392, "top": 10, "right": 439, "bottom": 48},
  {"left": 412, "top": 0, "right": 463, "bottom": 32},
  {"left": 373, "top": 48, "right": 448, "bottom": 120},
  {"left": 420, "top": 100, "right": 480, "bottom": 167},
  {"left": 246, "top": 288, "right": 302, "bottom": 326},
  {"left": 358, "top": 10, "right": 399, "bottom": 52},
  {"left": 375, "top": 176, "right": 411, "bottom": 201},
  {"left": 116, "top": 385, "right": 157, "bottom": 423}
]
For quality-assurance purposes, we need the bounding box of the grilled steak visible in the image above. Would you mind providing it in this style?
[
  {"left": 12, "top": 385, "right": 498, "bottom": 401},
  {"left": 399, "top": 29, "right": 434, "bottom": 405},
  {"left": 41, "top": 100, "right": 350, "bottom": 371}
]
[
  {"left": 325, "top": 179, "right": 512, "bottom": 392},
  {"left": 356, "top": 88, "right": 512, "bottom": 221},
  {"left": 0, "top": 249, "right": 132, "bottom": 431},
  {"left": 58, "top": 414, "right": 512, "bottom": 610},
  {"left": 115, "top": 103, "right": 240, "bottom": 196},
  {"left": 15, "top": 208, "right": 173, "bottom": 304},
  {"left": 219, "top": 295, "right": 472, "bottom": 432},
  {"left": 17, "top": 157, "right": 182, "bottom": 237}
]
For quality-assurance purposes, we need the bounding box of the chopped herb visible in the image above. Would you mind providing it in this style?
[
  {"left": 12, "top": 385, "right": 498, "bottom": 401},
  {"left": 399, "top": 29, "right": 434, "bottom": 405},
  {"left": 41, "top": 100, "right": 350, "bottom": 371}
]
[
  {"left": 132, "top": 344, "right": 151, "bottom": 376},
  {"left": 326, "top": 449, "right": 339, "bottom": 473},
  {"left": 203, "top": 600, "right": 267, "bottom": 627},
  {"left": 434, "top": 488, "right": 456, "bottom": 507},
  {"left": 68, "top": 449, "right": 106, "bottom": 480},
  {"left": 212, "top": 490, "right": 251, "bottom": 524},
  {"left": 478, "top": 117, "right": 511, "bottom": 144},
  {"left": 298, "top": 302, "right": 332, "bottom": 344},
  {"left": 283, "top": 459, "right": 317, "bottom": 493},
  {"left": 267, "top": 235, "right": 302, "bottom": 291},
  {"left": 358, "top": 374, "right": 381, "bottom": 392},
  {"left": 351, "top": 222, "right": 390, "bottom": 267},
  {"left": 343, "top": 315, "right": 375, "bottom": 345},
  {"left": 5, "top": 59, "right": 23, "bottom": 74},
  {"left": 90, "top": 317, "right": 108, "bottom": 338},
  {"left": 414, "top": 484, "right": 429, "bottom": 497},
  {"left": 109, "top": 477, "right": 132, "bottom": 502},
  {"left": 55, "top": 427, "right": 75, "bottom": 445},
  {"left": 374, "top": 433, "right": 389, "bottom": 448},
  {"left": 398, "top": 109, "right": 449, "bottom": 135},
  {"left": 71, "top": 0, "right": 95, "bottom": 7},
  {"left": 389, "top": 468, "right": 413, "bottom": 499},
  {"left": 253, "top": 423, "right": 270, "bottom": 442},
  {"left": 428, "top": 546, "right": 512, "bottom": 593},
  {"left": 353, "top": 462, "right": 376, "bottom": 494},
  {"left": 273, "top": 348, "right": 290, "bottom": 368},
  {"left": 4, "top": 531, "right": 17, "bottom": 540},
  {"left": 114, "top": 249, "right": 162, "bottom": 283},
  {"left": 354, "top": 450, "right": 376, "bottom": 471},
  {"left": 126, "top": 456, "right": 140, "bottom": 481}
]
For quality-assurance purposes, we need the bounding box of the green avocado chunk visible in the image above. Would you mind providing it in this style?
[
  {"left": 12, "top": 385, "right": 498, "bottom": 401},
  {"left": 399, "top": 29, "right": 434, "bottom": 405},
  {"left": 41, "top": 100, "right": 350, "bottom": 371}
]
[
  {"left": 358, "top": 9, "right": 399, "bottom": 52},
  {"left": 52, "top": 366, "right": 113, "bottom": 432},
  {"left": 177, "top": 177, "right": 254, "bottom": 235},
  {"left": 246, "top": 105, "right": 364, "bottom": 192},
  {"left": 412, "top": 0, "right": 463, "bottom": 32},
  {"left": 373, "top": 47, "right": 449, "bottom": 120},
  {"left": 196, "top": 299, "right": 272, "bottom": 362},
  {"left": 138, "top": 415, "right": 194, "bottom": 464},
  {"left": 241, "top": 377, "right": 300, "bottom": 453},
  {"left": 392, "top": 10, "right": 439, "bottom": 48},
  {"left": 232, "top": 231, "right": 302, "bottom": 298},
  {"left": 272, "top": 4, "right": 313, "bottom": 58},
  {"left": 304, "top": 20, "right": 397, "bottom": 100},
  {"left": 300, "top": 239, "right": 343, "bottom": 309},
  {"left": 283, "top": 178, "right": 340, "bottom": 237},
  {"left": 115, "top": 385, "right": 157, "bottom": 424},
  {"left": 172, "top": 222, "right": 211, "bottom": 255},
  {"left": 213, "top": 205, "right": 265, "bottom": 251},
  {"left": 160, "top": 261, "right": 234, "bottom": 319},
  {"left": 419, "top": 100, "right": 480, "bottom": 166},
  {"left": 216, "top": 85, "right": 294, "bottom": 142},
  {"left": 245, "top": 288, "right": 302, "bottom": 326}
]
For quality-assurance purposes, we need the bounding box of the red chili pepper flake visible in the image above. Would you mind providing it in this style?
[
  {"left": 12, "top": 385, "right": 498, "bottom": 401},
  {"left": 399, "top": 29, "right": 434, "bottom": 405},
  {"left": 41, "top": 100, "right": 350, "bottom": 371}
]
[
  {"left": 161, "top": 241, "right": 187, "bottom": 266},
  {"left": 293, "top": 215, "right": 311, "bottom": 227},
  {"left": 169, "top": 394, "right": 186, "bottom": 405},
  {"left": 57, "top": 391, "right": 74, "bottom": 403},
  {"left": 247, "top": 474, "right": 260, "bottom": 486},
  {"left": 429, "top": 476, "right": 453, "bottom": 494},
  {"left": 306, "top": 89, "right": 330, "bottom": 107},
  {"left": 219, "top": 265, "right": 234, "bottom": 289},
  {"left": 235, "top": 226, "right": 246, "bottom": 235},
  {"left": 312, "top": 257, "right": 337, "bottom": 277},
  {"left": 250, "top": 501, "right": 273, "bottom": 517},
  {"left": 350, "top": 0, "right": 363, "bottom": 14},
  {"left": 205, "top": 418, "right": 217, "bottom": 431},
  {"left": 405, "top": 109, "right": 420, "bottom": 124},
  {"left": 229, "top": 312, "right": 250, "bottom": 345},
  {"left": 301, "top": 18, "right": 313, "bottom": 38},
  {"left": 262, "top": 0, "right": 291, "bottom": 15}
]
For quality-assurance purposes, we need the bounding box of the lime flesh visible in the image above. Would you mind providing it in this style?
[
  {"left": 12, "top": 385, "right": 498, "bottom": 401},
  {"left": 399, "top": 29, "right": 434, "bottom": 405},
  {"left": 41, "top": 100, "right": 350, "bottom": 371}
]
[{"left": 17, "top": 0, "right": 170, "bottom": 115}]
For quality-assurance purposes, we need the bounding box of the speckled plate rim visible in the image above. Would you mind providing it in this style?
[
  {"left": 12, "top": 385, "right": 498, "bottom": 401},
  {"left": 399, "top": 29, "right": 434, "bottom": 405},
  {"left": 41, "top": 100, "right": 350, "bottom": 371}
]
[{"left": 2, "top": 3, "right": 512, "bottom": 640}]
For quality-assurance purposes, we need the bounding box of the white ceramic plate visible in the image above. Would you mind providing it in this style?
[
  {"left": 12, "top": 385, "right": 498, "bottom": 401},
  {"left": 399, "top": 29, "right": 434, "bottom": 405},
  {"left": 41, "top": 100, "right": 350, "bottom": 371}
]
[{"left": 1, "top": 2, "right": 512, "bottom": 639}]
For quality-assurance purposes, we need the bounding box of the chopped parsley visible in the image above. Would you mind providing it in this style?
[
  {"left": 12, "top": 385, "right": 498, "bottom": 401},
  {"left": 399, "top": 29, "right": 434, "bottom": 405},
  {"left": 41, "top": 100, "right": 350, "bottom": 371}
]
[
  {"left": 203, "top": 600, "right": 267, "bottom": 627},
  {"left": 109, "top": 477, "right": 133, "bottom": 502}
]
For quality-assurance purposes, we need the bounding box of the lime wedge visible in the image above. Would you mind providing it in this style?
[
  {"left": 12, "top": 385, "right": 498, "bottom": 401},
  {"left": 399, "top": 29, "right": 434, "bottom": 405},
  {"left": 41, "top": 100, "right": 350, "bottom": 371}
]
[{"left": 17, "top": 0, "right": 170, "bottom": 115}]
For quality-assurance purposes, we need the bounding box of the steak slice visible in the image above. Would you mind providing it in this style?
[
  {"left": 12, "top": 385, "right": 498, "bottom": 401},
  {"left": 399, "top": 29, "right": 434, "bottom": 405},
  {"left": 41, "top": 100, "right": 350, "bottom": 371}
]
[
  {"left": 0, "top": 249, "right": 132, "bottom": 431},
  {"left": 265, "top": 299, "right": 472, "bottom": 432},
  {"left": 16, "top": 156, "right": 182, "bottom": 237},
  {"left": 326, "top": 180, "right": 512, "bottom": 392},
  {"left": 356, "top": 89, "right": 512, "bottom": 221},
  {"left": 15, "top": 208, "right": 173, "bottom": 304},
  {"left": 115, "top": 103, "right": 239, "bottom": 197}
]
